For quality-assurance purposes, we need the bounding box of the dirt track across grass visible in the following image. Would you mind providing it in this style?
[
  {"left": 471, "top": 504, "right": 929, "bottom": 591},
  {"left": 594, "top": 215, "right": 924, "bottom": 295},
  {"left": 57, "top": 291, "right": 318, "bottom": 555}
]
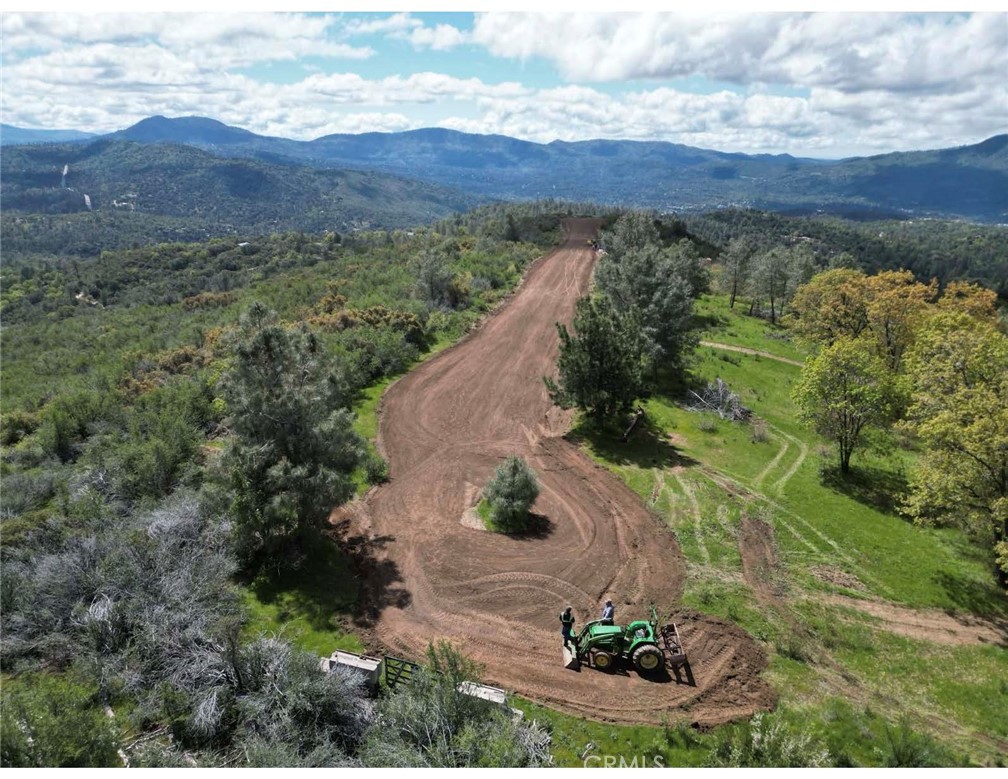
[{"left": 343, "top": 219, "right": 775, "bottom": 725}]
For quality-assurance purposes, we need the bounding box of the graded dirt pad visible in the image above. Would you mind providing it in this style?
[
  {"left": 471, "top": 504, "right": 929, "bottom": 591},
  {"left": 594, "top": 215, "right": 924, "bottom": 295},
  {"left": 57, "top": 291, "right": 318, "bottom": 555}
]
[{"left": 342, "top": 219, "right": 774, "bottom": 726}]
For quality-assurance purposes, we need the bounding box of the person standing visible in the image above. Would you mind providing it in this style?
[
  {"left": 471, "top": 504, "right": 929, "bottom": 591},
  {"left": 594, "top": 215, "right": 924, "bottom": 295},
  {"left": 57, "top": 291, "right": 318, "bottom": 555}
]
[
  {"left": 560, "top": 606, "right": 576, "bottom": 651},
  {"left": 600, "top": 600, "right": 615, "bottom": 625}
]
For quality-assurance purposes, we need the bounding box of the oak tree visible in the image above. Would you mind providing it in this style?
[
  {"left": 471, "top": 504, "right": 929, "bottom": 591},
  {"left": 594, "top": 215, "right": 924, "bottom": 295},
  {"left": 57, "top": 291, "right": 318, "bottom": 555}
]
[
  {"left": 792, "top": 337, "right": 895, "bottom": 474},
  {"left": 901, "top": 311, "right": 1008, "bottom": 584}
]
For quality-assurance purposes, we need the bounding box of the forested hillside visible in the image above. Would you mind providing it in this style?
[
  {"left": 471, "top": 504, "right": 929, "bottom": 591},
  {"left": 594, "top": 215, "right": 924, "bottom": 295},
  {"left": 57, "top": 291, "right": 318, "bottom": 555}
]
[
  {"left": 0, "top": 203, "right": 576, "bottom": 767},
  {"left": 90, "top": 116, "right": 1008, "bottom": 222},
  {"left": 685, "top": 209, "right": 1008, "bottom": 297},
  {"left": 0, "top": 139, "right": 481, "bottom": 242}
]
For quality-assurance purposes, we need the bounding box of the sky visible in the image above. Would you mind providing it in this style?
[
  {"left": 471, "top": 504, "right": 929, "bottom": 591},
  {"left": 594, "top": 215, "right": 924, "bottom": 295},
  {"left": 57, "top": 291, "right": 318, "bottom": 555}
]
[{"left": 1, "top": 6, "right": 1006, "bottom": 158}]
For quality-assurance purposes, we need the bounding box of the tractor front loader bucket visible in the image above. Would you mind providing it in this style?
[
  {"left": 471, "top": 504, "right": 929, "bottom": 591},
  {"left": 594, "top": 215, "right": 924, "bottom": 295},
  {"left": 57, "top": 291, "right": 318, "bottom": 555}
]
[{"left": 562, "top": 644, "right": 579, "bottom": 669}]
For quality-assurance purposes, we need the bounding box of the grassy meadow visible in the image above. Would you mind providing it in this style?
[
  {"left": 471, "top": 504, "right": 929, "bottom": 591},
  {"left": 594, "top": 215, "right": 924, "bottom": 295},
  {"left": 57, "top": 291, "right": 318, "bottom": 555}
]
[{"left": 555, "top": 291, "right": 1007, "bottom": 766}]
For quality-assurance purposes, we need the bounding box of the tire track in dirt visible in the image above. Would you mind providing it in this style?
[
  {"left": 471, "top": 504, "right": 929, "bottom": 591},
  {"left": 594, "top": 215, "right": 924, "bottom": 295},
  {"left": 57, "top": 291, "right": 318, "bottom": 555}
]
[
  {"left": 672, "top": 467, "right": 711, "bottom": 566},
  {"left": 700, "top": 340, "right": 804, "bottom": 367},
  {"left": 816, "top": 593, "right": 1008, "bottom": 647},
  {"left": 768, "top": 425, "right": 809, "bottom": 496},
  {"left": 737, "top": 513, "right": 783, "bottom": 605},
  {"left": 701, "top": 465, "right": 894, "bottom": 597},
  {"left": 343, "top": 220, "right": 774, "bottom": 725},
  {"left": 754, "top": 431, "right": 790, "bottom": 490}
]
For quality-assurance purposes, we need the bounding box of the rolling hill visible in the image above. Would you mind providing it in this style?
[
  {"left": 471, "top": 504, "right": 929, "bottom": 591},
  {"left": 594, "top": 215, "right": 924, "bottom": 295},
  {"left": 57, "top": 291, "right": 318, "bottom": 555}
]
[
  {"left": 0, "top": 123, "right": 97, "bottom": 145},
  {"left": 0, "top": 138, "right": 483, "bottom": 236},
  {"left": 101, "top": 116, "right": 1008, "bottom": 222}
]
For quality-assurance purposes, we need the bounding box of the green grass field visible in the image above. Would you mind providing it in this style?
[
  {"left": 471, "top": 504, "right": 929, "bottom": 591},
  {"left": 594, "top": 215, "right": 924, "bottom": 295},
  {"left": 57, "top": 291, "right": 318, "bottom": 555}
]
[{"left": 557, "top": 291, "right": 1007, "bottom": 766}]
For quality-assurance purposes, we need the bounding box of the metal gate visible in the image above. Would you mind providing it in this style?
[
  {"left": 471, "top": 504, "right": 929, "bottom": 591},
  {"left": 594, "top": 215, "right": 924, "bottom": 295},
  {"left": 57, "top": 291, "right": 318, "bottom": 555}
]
[{"left": 383, "top": 655, "right": 421, "bottom": 689}]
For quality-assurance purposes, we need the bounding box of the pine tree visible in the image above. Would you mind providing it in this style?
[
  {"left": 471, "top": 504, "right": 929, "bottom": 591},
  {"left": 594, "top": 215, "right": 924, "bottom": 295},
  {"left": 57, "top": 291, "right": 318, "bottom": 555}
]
[
  {"left": 220, "top": 303, "right": 364, "bottom": 567},
  {"left": 545, "top": 295, "right": 648, "bottom": 424},
  {"left": 482, "top": 456, "right": 540, "bottom": 532}
]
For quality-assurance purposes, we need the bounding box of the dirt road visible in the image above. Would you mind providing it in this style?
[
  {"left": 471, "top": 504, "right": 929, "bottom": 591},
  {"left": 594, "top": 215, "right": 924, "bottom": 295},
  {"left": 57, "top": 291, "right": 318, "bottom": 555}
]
[
  {"left": 700, "top": 340, "right": 804, "bottom": 367},
  {"left": 346, "top": 219, "right": 774, "bottom": 725}
]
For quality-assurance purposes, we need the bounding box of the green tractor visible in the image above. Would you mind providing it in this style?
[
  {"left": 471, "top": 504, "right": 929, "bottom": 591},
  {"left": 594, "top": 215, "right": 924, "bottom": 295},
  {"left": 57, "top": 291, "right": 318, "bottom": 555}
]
[{"left": 566, "top": 606, "right": 687, "bottom": 675}]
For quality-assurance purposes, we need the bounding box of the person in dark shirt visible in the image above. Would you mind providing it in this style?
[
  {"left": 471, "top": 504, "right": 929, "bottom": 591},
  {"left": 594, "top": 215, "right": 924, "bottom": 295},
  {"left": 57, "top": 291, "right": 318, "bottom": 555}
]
[{"left": 560, "top": 606, "right": 576, "bottom": 651}]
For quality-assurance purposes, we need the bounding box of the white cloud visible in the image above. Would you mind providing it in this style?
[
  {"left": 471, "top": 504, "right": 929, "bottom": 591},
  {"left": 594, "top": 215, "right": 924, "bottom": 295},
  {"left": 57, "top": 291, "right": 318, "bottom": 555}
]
[
  {"left": 342, "top": 12, "right": 420, "bottom": 37},
  {"left": 1, "top": 12, "right": 1003, "bottom": 157},
  {"left": 470, "top": 12, "right": 1007, "bottom": 94},
  {"left": 1, "top": 13, "right": 373, "bottom": 67},
  {"left": 343, "top": 12, "right": 467, "bottom": 51},
  {"left": 408, "top": 23, "right": 468, "bottom": 51}
]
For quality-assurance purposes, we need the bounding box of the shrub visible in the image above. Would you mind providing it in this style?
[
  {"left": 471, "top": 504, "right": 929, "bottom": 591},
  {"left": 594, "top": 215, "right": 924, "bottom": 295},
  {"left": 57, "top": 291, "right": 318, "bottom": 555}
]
[
  {"left": 0, "top": 673, "right": 121, "bottom": 767},
  {"left": 482, "top": 456, "right": 540, "bottom": 532},
  {"left": 879, "top": 719, "right": 946, "bottom": 767},
  {"left": 38, "top": 389, "right": 109, "bottom": 463},
  {"left": 1, "top": 409, "right": 41, "bottom": 446},
  {"left": 365, "top": 452, "right": 389, "bottom": 485},
  {"left": 697, "top": 416, "right": 718, "bottom": 433},
  {"left": 709, "top": 712, "right": 831, "bottom": 767},
  {"left": 0, "top": 469, "right": 58, "bottom": 517},
  {"left": 359, "top": 642, "right": 551, "bottom": 767}
]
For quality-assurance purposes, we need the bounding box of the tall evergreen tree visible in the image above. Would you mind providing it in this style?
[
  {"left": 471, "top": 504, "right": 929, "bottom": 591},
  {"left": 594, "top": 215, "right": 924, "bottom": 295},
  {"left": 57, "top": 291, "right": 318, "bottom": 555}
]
[
  {"left": 545, "top": 295, "right": 648, "bottom": 424},
  {"left": 595, "top": 244, "right": 697, "bottom": 369},
  {"left": 220, "top": 303, "right": 364, "bottom": 566},
  {"left": 601, "top": 210, "right": 660, "bottom": 259},
  {"left": 717, "top": 237, "right": 757, "bottom": 309}
]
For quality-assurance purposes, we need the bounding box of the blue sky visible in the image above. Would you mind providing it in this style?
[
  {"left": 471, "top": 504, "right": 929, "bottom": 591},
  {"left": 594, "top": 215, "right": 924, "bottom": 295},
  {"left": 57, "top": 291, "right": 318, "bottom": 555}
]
[{"left": 1, "top": 10, "right": 1005, "bottom": 157}]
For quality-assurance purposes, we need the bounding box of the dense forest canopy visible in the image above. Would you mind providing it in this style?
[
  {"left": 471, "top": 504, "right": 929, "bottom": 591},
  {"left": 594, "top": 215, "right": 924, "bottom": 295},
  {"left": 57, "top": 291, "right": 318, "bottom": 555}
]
[{"left": 684, "top": 209, "right": 1008, "bottom": 298}]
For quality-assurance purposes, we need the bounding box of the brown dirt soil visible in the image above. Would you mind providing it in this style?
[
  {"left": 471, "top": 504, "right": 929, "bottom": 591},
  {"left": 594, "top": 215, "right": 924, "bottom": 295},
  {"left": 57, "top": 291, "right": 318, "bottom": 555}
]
[
  {"left": 737, "top": 514, "right": 784, "bottom": 604},
  {"left": 340, "top": 219, "right": 775, "bottom": 725},
  {"left": 818, "top": 593, "right": 1008, "bottom": 647}
]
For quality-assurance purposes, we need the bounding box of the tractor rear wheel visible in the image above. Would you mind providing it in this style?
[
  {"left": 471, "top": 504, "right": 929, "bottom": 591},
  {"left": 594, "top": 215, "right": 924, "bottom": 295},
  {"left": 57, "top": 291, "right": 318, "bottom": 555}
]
[
  {"left": 593, "top": 651, "right": 614, "bottom": 671},
  {"left": 632, "top": 645, "right": 664, "bottom": 673}
]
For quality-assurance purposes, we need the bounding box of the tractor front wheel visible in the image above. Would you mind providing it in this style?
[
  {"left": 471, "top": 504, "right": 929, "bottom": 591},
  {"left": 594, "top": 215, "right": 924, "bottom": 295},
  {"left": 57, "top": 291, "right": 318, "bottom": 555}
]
[
  {"left": 632, "top": 645, "right": 664, "bottom": 674},
  {"left": 593, "top": 651, "right": 615, "bottom": 671}
]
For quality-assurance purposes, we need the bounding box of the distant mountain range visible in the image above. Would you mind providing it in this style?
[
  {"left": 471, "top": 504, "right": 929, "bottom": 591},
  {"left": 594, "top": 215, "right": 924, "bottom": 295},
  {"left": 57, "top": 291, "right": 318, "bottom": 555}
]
[
  {"left": 4, "top": 115, "right": 1007, "bottom": 222},
  {"left": 1, "top": 124, "right": 97, "bottom": 145},
  {"left": 0, "top": 138, "right": 481, "bottom": 234}
]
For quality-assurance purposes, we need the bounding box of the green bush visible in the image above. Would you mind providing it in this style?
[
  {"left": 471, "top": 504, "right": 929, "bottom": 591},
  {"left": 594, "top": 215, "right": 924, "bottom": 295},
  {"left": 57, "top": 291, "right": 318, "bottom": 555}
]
[
  {"left": 0, "top": 409, "right": 41, "bottom": 446},
  {"left": 0, "top": 673, "right": 121, "bottom": 767},
  {"left": 879, "top": 719, "right": 948, "bottom": 767},
  {"left": 359, "top": 642, "right": 551, "bottom": 767},
  {"left": 365, "top": 452, "right": 389, "bottom": 485},
  {"left": 38, "top": 389, "right": 109, "bottom": 463},
  {"left": 709, "top": 712, "right": 831, "bottom": 767}
]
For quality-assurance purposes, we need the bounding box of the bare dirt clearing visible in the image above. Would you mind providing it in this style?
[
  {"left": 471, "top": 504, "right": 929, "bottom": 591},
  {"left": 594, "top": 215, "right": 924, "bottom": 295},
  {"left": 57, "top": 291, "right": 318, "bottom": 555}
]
[{"left": 341, "top": 220, "right": 774, "bottom": 725}]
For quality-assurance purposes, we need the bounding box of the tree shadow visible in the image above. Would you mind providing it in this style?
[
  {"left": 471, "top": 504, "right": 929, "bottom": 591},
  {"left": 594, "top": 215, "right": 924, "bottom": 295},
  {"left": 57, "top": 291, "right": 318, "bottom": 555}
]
[
  {"left": 820, "top": 463, "right": 909, "bottom": 517},
  {"left": 932, "top": 569, "right": 1008, "bottom": 623},
  {"left": 573, "top": 657, "right": 695, "bottom": 686},
  {"left": 330, "top": 519, "right": 412, "bottom": 629},
  {"left": 568, "top": 414, "right": 699, "bottom": 471},
  {"left": 501, "top": 511, "right": 554, "bottom": 540},
  {"left": 242, "top": 533, "right": 364, "bottom": 635},
  {"left": 691, "top": 311, "right": 729, "bottom": 333}
]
